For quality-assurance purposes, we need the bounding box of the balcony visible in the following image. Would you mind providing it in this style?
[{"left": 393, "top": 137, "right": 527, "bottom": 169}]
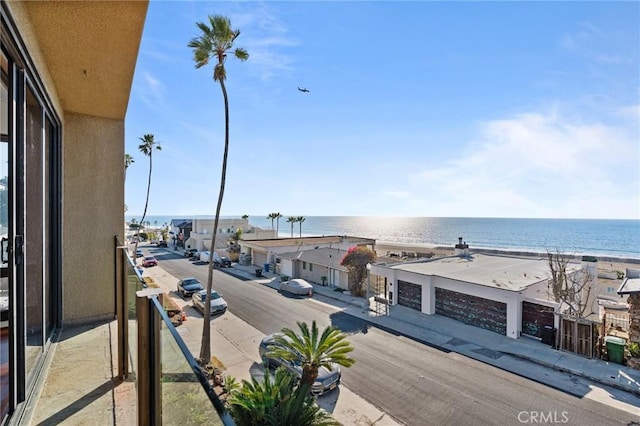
[{"left": 26, "top": 239, "right": 232, "bottom": 425}]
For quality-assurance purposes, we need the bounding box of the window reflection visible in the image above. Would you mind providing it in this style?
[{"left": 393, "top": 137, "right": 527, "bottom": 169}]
[{"left": 25, "top": 85, "right": 43, "bottom": 381}]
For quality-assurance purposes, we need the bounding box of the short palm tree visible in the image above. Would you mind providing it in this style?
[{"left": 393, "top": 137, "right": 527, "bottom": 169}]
[
  {"left": 296, "top": 216, "right": 306, "bottom": 238},
  {"left": 124, "top": 153, "right": 134, "bottom": 178},
  {"left": 188, "top": 14, "right": 248, "bottom": 366},
  {"left": 228, "top": 367, "right": 338, "bottom": 426},
  {"left": 134, "top": 134, "right": 161, "bottom": 258},
  {"left": 267, "top": 320, "right": 355, "bottom": 387},
  {"left": 286, "top": 216, "right": 297, "bottom": 238}
]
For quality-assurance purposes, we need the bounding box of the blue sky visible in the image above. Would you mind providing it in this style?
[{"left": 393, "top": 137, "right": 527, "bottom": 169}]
[{"left": 124, "top": 1, "right": 640, "bottom": 220}]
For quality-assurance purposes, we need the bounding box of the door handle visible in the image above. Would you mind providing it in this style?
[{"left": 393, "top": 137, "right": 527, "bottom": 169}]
[
  {"left": 14, "top": 235, "right": 23, "bottom": 265},
  {"left": 0, "top": 237, "right": 7, "bottom": 264}
]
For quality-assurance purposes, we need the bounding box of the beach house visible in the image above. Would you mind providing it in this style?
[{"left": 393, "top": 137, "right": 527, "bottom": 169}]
[
  {"left": 370, "top": 239, "right": 590, "bottom": 341},
  {"left": 239, "top": 235, "right": 375, "bottom": 278}
]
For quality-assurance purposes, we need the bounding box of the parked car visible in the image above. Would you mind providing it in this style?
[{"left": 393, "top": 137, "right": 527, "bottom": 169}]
[
  {"left": 279, "top": 278, "right": 313, "bottom": 297},
  {"left": 258, "top": 333, "right": 341, "bottom": 396},
  {"left": 176, "top": 277, "right": 204, "bottom": 299},
  {"left": 184, "top": 248, "right": 198, "bottom": 258},
  {"left": 135, "top": 249, "right": 143, "bottom": 258},
  {"left": 192, "top": 289, "right": 227, "bottom": 316},
  {"left": 213, "top": 252, "right": 232, "bottom": 268},
  {"left": 158, "top": 240, "right": 168, "bottom": 247},
  {"left": 142, "top": 256, "right": 158, "bottom": 267}
]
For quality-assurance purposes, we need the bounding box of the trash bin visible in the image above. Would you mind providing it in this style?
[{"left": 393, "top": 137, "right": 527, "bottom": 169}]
[
  {"left": 605, "top": 336, "right": 626, "bottom": 364},
  {"left": 255, "top": 268, "right": 263, "bottom": 278},
  {"left": 541, "top": 326, "right": 556, "bottom": 346},
  {"left": 264, "top": 263, "right": 269, "bottom": 272}
]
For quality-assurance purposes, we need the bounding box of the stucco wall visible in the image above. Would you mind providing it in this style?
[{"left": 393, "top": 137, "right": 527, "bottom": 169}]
[
  {"left": 3, "top": 1, "right": 64, "bottom": 116},
  {"left": 62, "top": 112, "right": 124, "bottom": 323}
]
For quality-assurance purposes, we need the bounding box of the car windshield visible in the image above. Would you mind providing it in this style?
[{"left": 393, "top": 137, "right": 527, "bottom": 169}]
[
  {"left": 183, "top": 279, "right": 200, "bottom": 286},
  {"left": 210, "top": 292, "right": 221, "bottom": 300},
  {"left": 145, "top": 257, "right": 155, "bottom": 260}
]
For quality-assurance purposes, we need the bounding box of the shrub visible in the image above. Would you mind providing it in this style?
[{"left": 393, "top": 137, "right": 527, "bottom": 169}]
[{"left": 628, "top": 342, "right": 640, "bottom": 358}]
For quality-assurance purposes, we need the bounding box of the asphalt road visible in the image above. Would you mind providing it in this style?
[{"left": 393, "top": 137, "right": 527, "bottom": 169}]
[{"left": 146, "top": 246, "right": 640, "bottom": 426}]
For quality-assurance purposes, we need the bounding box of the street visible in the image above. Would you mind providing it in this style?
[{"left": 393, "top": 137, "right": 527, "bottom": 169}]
[{"left": 141, "top": 245, "right": 640, "bottom": 425}]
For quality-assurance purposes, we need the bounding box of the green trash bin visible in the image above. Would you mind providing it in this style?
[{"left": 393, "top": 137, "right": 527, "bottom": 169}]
[{"left": 605, "top": 336, "right": 626, "bottom": 364}]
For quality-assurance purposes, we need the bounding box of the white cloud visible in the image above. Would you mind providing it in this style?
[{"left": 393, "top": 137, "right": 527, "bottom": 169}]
[
  {"left": 136, "top": 71, "right": 167, "bottom": 110},
  {"left": 227, "top": 4, "right": 298, "bottom": 81},
  {"left": 405, "top": 108, "right": 639, "bottom": 219}
]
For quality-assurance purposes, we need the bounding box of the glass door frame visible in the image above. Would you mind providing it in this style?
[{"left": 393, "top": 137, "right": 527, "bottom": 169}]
[{"left": 1, "top": 4, "right": 63, "bottom": 422}]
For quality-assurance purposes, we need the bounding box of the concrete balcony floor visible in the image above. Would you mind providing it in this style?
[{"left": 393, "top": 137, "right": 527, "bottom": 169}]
[{"left": 27, "top": 320, "right": 136, "bottom": 425}]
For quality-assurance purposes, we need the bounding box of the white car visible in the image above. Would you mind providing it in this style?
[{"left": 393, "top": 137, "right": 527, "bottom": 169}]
[
  {"left": 192, "top": 289, "right": 227, "bottom": 316},
  {"left": 279, "top": 278, "right": 313, "bottom": 297}
]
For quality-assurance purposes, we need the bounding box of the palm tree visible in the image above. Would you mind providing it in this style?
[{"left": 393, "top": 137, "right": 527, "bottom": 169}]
[
  {"left": 296, "top": 216, "right": 306, "bottom": 238},
  {"left": 134, "top": 134, "right": 161, "bottom": 259},
  {"left": 242, "top": 214, "right": 249, "bottom": 221},
  {"left": 188, "top": 14, "right": 248, "bottom": 366},
  {"left": 286, "top": 216, "right": 297, "bottom": 238},
  {"left": 267, "top": 212, "right": 277, "bottom": 234},
  {"left": 275, "top": 212, "right": 283, "bottom": 238},
  {"left": 228, "top": 368, "right": 338, "bottom": 426},
  {"left": 267, "top": 320, "right": 355, "bottom": 388}
]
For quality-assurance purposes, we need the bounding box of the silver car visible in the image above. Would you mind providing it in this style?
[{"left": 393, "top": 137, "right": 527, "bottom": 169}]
[
  {"left": 279, "top": 278, "right": 313, "bottom": 297},
  {"left": 258, "top": 333, "right": 341, "bottom": 396},
  {"left": 192, "top": 289, "right": 227, "bottom": 316}
]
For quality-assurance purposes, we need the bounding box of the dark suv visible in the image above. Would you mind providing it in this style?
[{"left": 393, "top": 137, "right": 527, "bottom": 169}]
[{"left": 184, "top": 248, "right": 198, "bottom": 258}]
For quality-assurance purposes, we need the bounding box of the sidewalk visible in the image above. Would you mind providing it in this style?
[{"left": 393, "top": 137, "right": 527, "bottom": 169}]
[{"left": 226, "top": 263, "right": 640, "bottom": 398}]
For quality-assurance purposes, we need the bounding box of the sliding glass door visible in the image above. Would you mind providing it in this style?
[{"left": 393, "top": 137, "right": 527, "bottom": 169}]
[{"left": 1, "top": 17, "right": 60, "bottom": 422}]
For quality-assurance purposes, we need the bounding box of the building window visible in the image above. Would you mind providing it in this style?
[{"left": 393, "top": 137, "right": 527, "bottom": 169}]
[
  {"left": 302, "top": 261, "right": 307, "bottom": 270},
  {"left": 309, "top": 264, "right": 313, "bottom": 272}
]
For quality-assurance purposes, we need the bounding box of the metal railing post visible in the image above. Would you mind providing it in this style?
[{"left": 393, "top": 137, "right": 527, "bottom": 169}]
[
  {"left": 115, "top": 239, "right": 128, "bottom": 379},
  {"left": 136, "top": 288, "right": 164, "bottom": 426}
]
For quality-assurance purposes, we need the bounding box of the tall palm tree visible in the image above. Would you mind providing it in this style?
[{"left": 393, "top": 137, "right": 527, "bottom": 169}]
[
  {"left": 134, "top": 134, "right": 161, "bottom": 259},
  {"left": 242, "top": 214, "right": 249, "bottom": 221},
  {"left": 286, "top": 216, "right": 297, "bottom": 238},
  {"left": 275, "top": 212, "right": 283, "bottom": 238},
  {"left": 228, "top": 368, "right": 338, "bottom": 426},
  {"left": 188, "top": 14, "right": 248, "bottom": 366},
  {"left": 267, "top": 212, "right": 277, "bottom": 234},
  {"left": 296, "top": 216, "right": 306, "bottom": 238},
  {"left": 267, "top": 320, "right": 355, "bottom": 388}
]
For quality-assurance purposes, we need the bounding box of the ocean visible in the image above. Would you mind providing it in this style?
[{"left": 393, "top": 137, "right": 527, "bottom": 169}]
[{"left": 126, "top": 215, "right": 640, "bottom": 260}]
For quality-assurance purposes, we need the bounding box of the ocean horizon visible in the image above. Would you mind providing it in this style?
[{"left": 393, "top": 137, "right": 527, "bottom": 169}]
[{"left": 126, "top": 215, "right": 640, "bottom": 260}]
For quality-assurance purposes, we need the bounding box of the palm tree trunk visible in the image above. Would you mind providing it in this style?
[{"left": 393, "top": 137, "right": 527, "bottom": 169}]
[
  {"left": 200, "top": 77, "right": 230, "bottom": 365},
  {"left": 134, "top": 152, "right": 153, "bottom": 261},
  {"left": 301, "top": 365, "right": 318, "bottom": 387}
]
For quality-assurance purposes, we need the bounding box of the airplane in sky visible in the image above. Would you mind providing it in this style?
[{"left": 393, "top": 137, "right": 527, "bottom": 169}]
[{"left": 297, "top": 87, "right": 309, "bottom": 93}]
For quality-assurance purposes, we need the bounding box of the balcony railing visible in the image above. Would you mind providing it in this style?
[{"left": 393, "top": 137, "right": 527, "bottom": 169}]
[{"left": 116, "top": 238, "right": 233, "bottom": 425}]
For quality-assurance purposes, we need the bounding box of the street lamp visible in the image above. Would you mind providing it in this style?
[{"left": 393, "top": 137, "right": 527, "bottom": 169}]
[{"left": 365, "top": 263, "right": 371, "bottom": 311}]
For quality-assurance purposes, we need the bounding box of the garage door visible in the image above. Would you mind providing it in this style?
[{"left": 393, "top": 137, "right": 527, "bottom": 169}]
[
  {"left": 252, "top": 251, "right": 267, "bottom": 267},
  {"left": 435, "top": 288, "right": 507, "bottom": 335},
  {"left": 397, "top": 280, "right": 422, "bottom": 311},
  {"left": 522, "top": 301, "right": 554, "bottom": 338}
]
